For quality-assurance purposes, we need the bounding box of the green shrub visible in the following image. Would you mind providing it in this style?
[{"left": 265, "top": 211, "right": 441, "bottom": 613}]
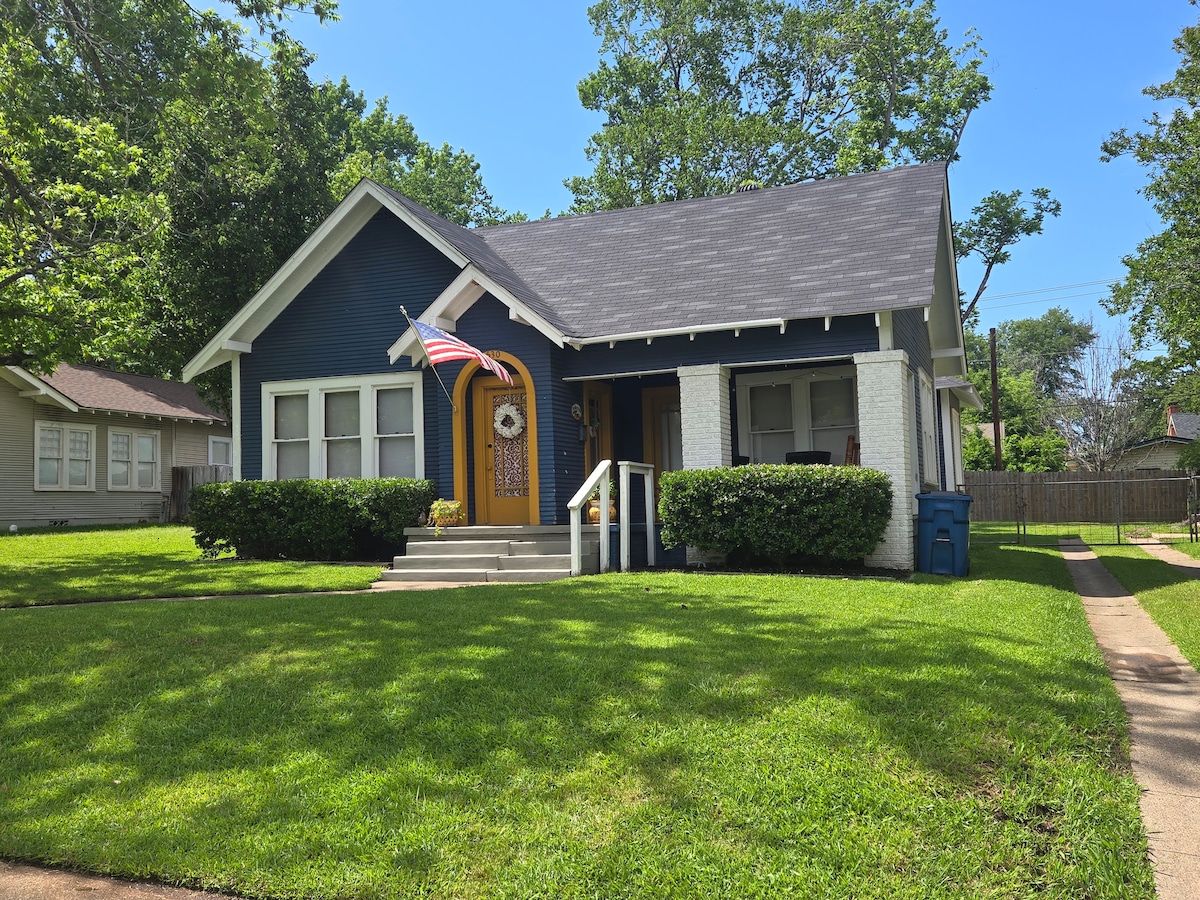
[
  {"left": 190, "top": 478, "right": 437, "bottom": 561},
  {"left": 658, "top": 465, "right": 893, "bottom": 564}
]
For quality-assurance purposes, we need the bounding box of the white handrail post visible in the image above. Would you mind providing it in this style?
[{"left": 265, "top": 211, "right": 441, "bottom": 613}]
[
  {"left": 644, "top": 466, "right": 656, "bottom": 567},
  {"left": 619, "top": 462, "right": 631, "bottom": 571},
  {"left": 570, "top": 504, "right": 583, "bottom": 576},
  {"left": 599, "top": 472, "right": 610, "bottom": 573}
]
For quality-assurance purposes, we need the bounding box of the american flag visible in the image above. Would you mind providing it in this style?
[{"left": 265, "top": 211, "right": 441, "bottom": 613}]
[{"left": 409, "top": 319, "right": 512, "bottom": 385}]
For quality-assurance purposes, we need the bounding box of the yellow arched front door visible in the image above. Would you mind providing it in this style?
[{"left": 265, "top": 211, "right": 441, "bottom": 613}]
[{"left": 472, "top": 373, "right": 531, "bottom": 525}]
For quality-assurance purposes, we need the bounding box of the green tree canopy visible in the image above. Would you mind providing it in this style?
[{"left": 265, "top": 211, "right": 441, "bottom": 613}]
[
  {"left": 566, "top": 0, "right": 992, "bottom": 212},
  {"left": 1102, "top": 13, "right": 1200, "bottom": 365}
]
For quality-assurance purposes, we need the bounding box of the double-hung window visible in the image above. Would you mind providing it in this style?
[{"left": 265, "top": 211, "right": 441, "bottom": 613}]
[
  {"left": 35, "top": 422, "right": 95, "bottom": 490},
  {"left": 263, "top": 373, "right": 423, "bottom": 480},
  {"left": 736, "top": 368, "right": 858, "bottom": 464},
  {"left": 109, "top": 429, "right": 160, "bottom": 491}
]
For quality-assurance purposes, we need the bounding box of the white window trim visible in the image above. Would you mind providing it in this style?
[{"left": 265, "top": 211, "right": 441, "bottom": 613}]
[
  {"left": 34, "top": 421, "right": 97, "bottom": 491},
  {"left": 209, "top": 435, "right": 233, "bottom": 466},
  {"left": 108, "top": 427, "right": 162, "bottom": 492},
  {"left": 261, "top": 372, "right": 424, "bottom": 481},
  {"left": 735, "top": 367, "right": 857, "bottom": 463},
  {"left": 919, "top": 371, "right": 938, "bottom": 489}
]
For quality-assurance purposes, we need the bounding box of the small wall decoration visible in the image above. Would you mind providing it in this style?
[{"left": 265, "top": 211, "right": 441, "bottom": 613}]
[
  {"left": 571, "top": 402, "right": 583, "bottom": 421},
  {"left": 494, "top": 402, "right": 525, "bottom": 440}
]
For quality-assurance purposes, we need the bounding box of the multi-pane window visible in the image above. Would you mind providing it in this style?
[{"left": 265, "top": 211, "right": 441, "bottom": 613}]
[
  {"left": 263, "top": 375, "right": 423, "bottom": 480},
  {"left": 376, "top": 387, "right": 415, "bottom": 477},
  {"left": 109, "top": 429, "right": 160, "bottom": 491},
  {"left": 324, "top": 390, "right": 361, "bottom": 478},
  {"left": 737, "top": 370, "right": 858, "bottom": 464},
  {"left": 748, "top": 384, "right": 795, "bottom": 464},
  {"left": 35, "top": 422, "right": 95, "bottom": 490},
  {"left": 273, "top": 393, "right": 309, "bottom": 479},
  {"left": 809, "top": 379, "right": 857, "bottom": 461}
]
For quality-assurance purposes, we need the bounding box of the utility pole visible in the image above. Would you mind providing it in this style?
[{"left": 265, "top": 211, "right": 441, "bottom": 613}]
[{"left": 989, "top": 327, "right": 1003, "bottom": 471}]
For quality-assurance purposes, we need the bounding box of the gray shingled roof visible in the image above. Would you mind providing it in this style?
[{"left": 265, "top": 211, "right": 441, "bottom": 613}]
[
  {"left": 44, "top": 364, "right": 226, "bottom": 422},
  {"left": 472, "top": 162, "right": 948, "bottom": 340},
  {"left": 1171, "top": 412, "right": 1200, "bottom": 440},
  {"left": 376, "top": 187, "right": 573, "bottom": 334}
]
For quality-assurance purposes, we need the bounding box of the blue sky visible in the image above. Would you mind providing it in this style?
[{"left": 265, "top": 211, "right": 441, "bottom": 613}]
[{"left": 285, "top": 1, "right": 1196, "bottom": 341}]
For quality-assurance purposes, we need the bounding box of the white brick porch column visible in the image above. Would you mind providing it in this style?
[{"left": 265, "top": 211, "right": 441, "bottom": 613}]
[
  {"left": 678, "top": 364, "right": 732, "bottom": 469},
  {"left": 678, "top": 364, "right": 732, "bottom": 566},
  {"left": 853, "top": 350, "right": 916, "bottom": 570}
]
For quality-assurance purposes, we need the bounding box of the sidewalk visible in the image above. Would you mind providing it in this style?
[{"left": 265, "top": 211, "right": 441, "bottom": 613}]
[
  {"left": 1060, "top": 539, "right": 1200, "bottom": 900},
  {"left": 0, "top": 862, "right": 236, "bottom": 900}
]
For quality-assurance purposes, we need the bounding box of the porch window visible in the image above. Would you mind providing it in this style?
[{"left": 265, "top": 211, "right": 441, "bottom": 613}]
[
  {"left": 109, "top": 428, "right": 160, "bottom": 491},
  {"left": 809, "top": 379, "right": 856, "bottom": 460},
  {"left": 748, "top": 384, "right": 795, "bottom": 464},
  {"left": 736, "top": 368, "right": 858, "bottom": 465},
  {"left": 262, "top": 373, "right": 424, "bottom": 480},
  {"left": 35, "top": 422, "right": 96, "bottom": 491}
]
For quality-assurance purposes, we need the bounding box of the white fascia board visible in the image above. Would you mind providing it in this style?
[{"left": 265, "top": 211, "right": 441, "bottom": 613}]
[
  {"left": 387, "top": 264, "right": 567, "bottom": 365},
  {"left": 2, "top": 366, "right": 78, "bottom": 411},
  {"left": 575, "top": 318, "right": 787, "bottom": 348},
  {"left": 184, "top": 180, "right": 474, "bottom": 382}
]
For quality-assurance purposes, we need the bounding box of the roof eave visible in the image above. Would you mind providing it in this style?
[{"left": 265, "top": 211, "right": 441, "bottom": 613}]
[
  {"left": 1, "top": 366, "right": 79, "bottom": 411},
  {"left": 184, "top": 180, "right": 473, "bottom": 382}
]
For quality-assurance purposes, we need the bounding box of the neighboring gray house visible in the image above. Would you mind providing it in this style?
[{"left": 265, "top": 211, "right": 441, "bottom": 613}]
[
  {"left": 1118, "top": 404, "right": 1199, "bottom": 470},
  {"left": 1, "top": 364, "right": 230, "bottom": 529}
]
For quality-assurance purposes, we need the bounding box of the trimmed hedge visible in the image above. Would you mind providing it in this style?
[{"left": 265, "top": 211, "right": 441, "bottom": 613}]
[
  {"left": 190, "top": 478, "right": 437, "bottom": 561},
  {"left": 658, "top": 465, "right": 893, "bottom": 564}
]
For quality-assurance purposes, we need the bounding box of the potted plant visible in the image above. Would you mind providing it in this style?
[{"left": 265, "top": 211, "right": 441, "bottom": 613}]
[
  {"left": 429, "top": 498, "right": 463, "bottom": 527},
  {"left": 587, "top": 480, "right": 617, "bottom": 524}
]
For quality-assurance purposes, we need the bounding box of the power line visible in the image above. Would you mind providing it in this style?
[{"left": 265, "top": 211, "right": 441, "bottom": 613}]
[
  {"left": 983, "top": 290, "right": 1111, "bottom": 312},
  {"left": 976, "top": 278, "right": 1123, "bottom": 303}
]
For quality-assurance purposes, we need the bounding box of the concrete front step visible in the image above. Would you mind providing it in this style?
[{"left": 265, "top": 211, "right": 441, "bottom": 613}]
[
  {"left": 379, "top": 526, "right": 600, "bottom": 586},
  {"left": 375, "top": 567, "right": 571, "bottom": 584}
]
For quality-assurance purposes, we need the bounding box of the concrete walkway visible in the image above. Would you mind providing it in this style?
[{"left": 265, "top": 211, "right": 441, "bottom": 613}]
[
  {"left": 1060, "top": 539, "right": 1200, "bottom": 900},
  {"left": 0, "top": 862, "right": 235, "bottom": 899},
  {"left": 1134, "top": 538, "right": 1200, "bottom": 580}
]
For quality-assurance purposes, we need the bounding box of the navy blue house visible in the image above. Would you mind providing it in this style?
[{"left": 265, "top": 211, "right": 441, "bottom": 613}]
[{"left": 184, "top": 163, "right": 979, "bottom": 569}]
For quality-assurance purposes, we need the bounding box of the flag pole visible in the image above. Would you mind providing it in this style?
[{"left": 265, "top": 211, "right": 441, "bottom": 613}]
[{"left": 400, "top": 306, "right": 457, "bottom": 412}]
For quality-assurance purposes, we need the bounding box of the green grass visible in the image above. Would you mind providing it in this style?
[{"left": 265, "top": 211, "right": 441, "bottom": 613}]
[
  {"left": 1092, "top": 543, "right": 1200, "bottom": 668},
  {"left": 1160, "top": 540, "right": 1200, "bottom": 560},
  {"left": 0, "top": 525, "right": 380, "bottom": 607},
  {"left": 0, "top": 545, "right": 1153, "bottom": 898},
  {"left": 971, "top": 521, "right": 1184, "bottom": 547}
]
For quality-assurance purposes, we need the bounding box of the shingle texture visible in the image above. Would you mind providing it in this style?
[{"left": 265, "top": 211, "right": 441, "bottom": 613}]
[
  {"left": 1170, "top": 412, "right": 1200, "bottom": 441},
  {"left": 44, "top": 364, "right": 226, "bottom": 422},
  {"left": 465, "top": 162, "right": 948, "bottom": 340}
]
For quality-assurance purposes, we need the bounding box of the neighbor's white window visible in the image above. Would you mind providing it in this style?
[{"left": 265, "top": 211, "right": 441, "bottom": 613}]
[
  {"left": 209, "top": 436, "right": 233, "bottom": 466},
  {"left": 35, "top": 422, "right": 96, "bottom": 491},
  {"left": 736, "top": 368, "right": 858, "bottom": 464},
  {"left": 109, "top": 429, "right": 161, "bottom": 491},
  {"left": 262, "top": 373, "right": 423, "bottom": 480}
]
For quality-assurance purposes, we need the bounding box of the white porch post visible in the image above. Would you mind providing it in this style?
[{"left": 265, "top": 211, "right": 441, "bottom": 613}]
[
  {"left": 678, "top": 364, "right": 732, "bottom": 565},
  {"left": 678, "top": 364, "right": 732, "bottom": 468},
  {"left": 853, "top": 350, "right": 916, "bottom": 570}
]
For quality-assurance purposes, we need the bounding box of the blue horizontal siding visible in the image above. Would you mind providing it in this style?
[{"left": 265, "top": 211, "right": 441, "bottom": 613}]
[
  {"left": 561, "top": 314, "right": 878, "bottom": 379},
  {"left": 240, "top": 211, "right": 462, "bottom": 481},
  {"left": 893, "top": 308, "right": 932, "bottom": 374}
]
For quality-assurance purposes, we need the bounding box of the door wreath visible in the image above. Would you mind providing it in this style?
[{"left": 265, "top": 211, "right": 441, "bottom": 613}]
[{"left": 493, "top": 402, "right": 525, "bottom": 440}]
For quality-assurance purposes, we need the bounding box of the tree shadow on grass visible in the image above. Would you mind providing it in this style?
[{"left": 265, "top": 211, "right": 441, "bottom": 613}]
[{"left": 0, "top": 570, "right": 1128, "bottom": 891}]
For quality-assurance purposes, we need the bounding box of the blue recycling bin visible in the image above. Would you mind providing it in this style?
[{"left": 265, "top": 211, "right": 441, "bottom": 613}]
[{"left": 916, "top": 492, "right": 972, "bottom": 576}]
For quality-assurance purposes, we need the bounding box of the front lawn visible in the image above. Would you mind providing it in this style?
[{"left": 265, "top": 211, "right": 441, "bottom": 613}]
[
  {"left": 0, "top": 545, "right": 1153, "bottom": 898},
  {"left": 1092, "top": 543, "right": 1200, "bottom": 668},
  {"left": 0, "top": 525, "right": 380, "bottom": 607}
]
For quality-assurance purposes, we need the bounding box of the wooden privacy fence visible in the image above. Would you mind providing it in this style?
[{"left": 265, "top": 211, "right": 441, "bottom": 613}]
[
  {"left": 170, "top": 465, "right": 233, "bottom": 522},
  {"left": 962, "top": 470, "right": 1194, "bottom": 525}
]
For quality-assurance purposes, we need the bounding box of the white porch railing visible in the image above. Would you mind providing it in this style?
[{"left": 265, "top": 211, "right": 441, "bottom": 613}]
[
  {"left": 568, "top": 460, "right": 612, "bottom": 577},
  {"left": 568, "top": 459, "right": 658, "bottom": 577}
]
